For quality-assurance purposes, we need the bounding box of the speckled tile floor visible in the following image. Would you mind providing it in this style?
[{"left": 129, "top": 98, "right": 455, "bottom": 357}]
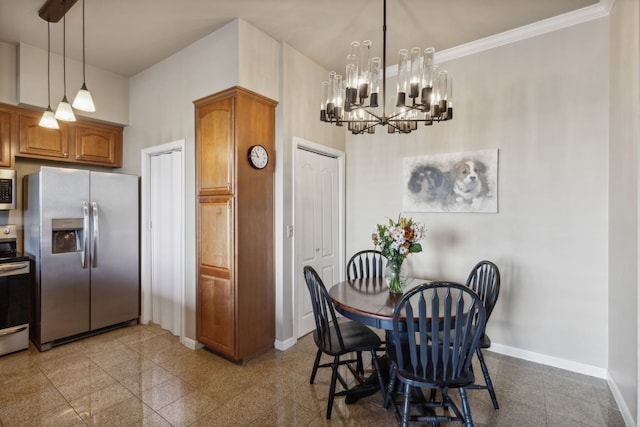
[{"left": 0, "top": 323, "right": 626, "bottom": 426}]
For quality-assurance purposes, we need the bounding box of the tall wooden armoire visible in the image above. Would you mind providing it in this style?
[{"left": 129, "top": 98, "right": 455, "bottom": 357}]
[{"left": 195, "top": 86, "right": 276, "bottom": 362}]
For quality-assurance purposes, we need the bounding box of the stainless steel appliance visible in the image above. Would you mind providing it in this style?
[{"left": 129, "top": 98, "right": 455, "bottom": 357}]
[
  {"left": 0, "top": 169, "right": 16, "bottom": 210},
  {"left": 0, "top": 224, "right": 32, "bottom": 356},
  {"left": 24, "top": 166, "right": 139, "bottom": 351}
]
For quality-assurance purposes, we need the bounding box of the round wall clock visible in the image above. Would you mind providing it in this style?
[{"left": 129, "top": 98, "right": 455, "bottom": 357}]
[{"left": 248, "top": 145, "right": 269, "bottom": 169}]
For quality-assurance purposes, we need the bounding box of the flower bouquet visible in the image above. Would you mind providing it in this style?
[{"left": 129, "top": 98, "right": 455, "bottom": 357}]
[{"left": 372, "top": 216, "right": 426, "bottom": 294}]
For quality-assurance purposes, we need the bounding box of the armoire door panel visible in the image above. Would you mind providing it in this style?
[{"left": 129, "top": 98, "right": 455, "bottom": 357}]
[
  {"left": 197, "top": 273, "right": 235, "bottom": 355},
  {"left": 196, "top": 97, "right": 234, "bottom": 195},
  {"left": 198, "top": 197, "right": 233, "bottom": 270}
]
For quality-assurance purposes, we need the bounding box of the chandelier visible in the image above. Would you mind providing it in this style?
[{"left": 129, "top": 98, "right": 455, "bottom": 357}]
[{"left": 320, "top": 0, "right": 453, "bottom": 134}]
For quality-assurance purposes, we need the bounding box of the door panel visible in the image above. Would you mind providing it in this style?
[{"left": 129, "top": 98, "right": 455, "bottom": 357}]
[
  {"left": 295, "top": 148, "right": 340, "bottom": 338},
  {"left": 38, "top": 167, "right": 90, "bottom": 342},
  {"left": 89, "top": 172, "right": 139, "bottom": 330}
]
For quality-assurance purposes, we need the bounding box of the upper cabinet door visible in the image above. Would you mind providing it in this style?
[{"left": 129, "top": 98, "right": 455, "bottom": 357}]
[
  {"left": 74, "top": 124, "right": 122, "bottom": 167},
  {"left": 0, "top": 107, "right": 13, "bottom": 167},
  {"left": 19, "top": 113, "right": 70, "bottom": 160},
  {"left": 195, "top": 95, "right": 235, "bottom": 195}
]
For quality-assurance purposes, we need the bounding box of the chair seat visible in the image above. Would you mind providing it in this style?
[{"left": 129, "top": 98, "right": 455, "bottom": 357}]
[
  {"left": 314, "top": 320, "right": 382, "bottom": 356},
  {"left": 389, "top": 344, "right": 476, "bottom": 389}
]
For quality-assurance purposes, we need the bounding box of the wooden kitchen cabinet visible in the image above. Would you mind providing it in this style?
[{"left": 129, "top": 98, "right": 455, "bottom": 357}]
[
  {"left": 18, "top": 111, "right": 71, "bottom": 160},
  {"left": 195, "top": 87, "right": 276, "bottom": 362},
  {"left": 0, "top": 105, "right": 14, "bottom": 167},
  {"left": 73, "top": 123, "right": 122, "bottom": 166},
  {"left": 14, "top": 105, "right": 123, "bottom": 167}
]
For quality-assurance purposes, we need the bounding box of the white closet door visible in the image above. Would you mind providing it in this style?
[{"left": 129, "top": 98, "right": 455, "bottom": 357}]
[
  {"left": 150, "top": 149, "right": 182, "bottom": 335},
  {"left": 295, "top": 148, "right": 340, "bottom": 338}
]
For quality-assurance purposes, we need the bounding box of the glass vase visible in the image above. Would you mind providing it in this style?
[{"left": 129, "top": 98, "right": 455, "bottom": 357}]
[{"left": 384, "top": 260, "right": 408, "bottom": 294}]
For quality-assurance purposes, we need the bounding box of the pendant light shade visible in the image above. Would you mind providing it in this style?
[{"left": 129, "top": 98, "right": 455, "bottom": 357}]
[
  {"left": 55, "top": 0, "right": 76, "bottom": 122},
  {"left": 72, "top": 0, "right": 95, "bottom": 112},
  {"left": 39, "top": 22, "right": 59, "bottom": 129},
  {"left": 55, "top": 96, "right": 75, "bottom": 121},
  {"left": 40, "top": 106, "right": 59, "bottom": 129},
  {"left": 73, "top": 83, "right": 95, "bottom": 112}
]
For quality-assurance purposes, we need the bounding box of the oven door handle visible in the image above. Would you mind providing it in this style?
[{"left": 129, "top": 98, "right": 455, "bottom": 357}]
[
  {"left": 82, "top": 201, "right": 90, "bottom": 268},
  {"left": 0, "top": 262, "right": 28, "bottom": 274},
  {"left": 0, "top": 325, "right": 27, "bottom": 337}
]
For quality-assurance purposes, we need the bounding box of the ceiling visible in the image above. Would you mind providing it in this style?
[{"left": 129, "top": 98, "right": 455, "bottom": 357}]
[{"left": 0, "top": 0, "right": 599, "bottom": 78}]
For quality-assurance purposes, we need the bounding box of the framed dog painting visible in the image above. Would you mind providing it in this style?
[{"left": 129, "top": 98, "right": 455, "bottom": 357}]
[{"left": 403, "top": 149, "right": 498, "bottom": 213}]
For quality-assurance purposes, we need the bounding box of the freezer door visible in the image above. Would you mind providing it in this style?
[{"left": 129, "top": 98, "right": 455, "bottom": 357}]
[
  {"left": 89, "top": 172, "right": 139, "bottom": 330},
  {"left": 38, "top": 167, "right": 91, "bottom": 343}
]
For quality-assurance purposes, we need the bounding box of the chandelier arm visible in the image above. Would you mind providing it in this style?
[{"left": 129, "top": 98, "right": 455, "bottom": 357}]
[{"left": 382, "top": 0, "right": 387, "bottom": 119}]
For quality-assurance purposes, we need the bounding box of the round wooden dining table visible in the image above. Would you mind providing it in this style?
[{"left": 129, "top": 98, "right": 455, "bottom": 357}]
[
  {"left": 328, "top": 276, "right": 430, "bottom": 330},
  {"left": 328, "top": 276, "right": 444, "bottom": 412}
]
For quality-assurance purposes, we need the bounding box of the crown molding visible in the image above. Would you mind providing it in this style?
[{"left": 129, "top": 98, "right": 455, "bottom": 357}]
[{"left": 435, "top": 0, "right": 613, "bottom": 64}]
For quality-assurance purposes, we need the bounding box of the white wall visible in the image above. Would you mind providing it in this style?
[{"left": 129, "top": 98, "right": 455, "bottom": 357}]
[
  {"left": 17, "top": 43, "right": 129, "bottom": 125},
  {"left": 278, "top": 43, "right": 345, "bottom": 343},
  {"left": 346, "top": 18, "right": 610, "bottom": 374},
  {"left": 0, "top": 41, "right": 129, "bottom": 124},
  {"left": 127, "top": 18, "right": 280, "bottom": 341},
  {"left": 0, "top": 41, "right": 17, "bottom": 105},
  {"left": 608, "top": 0, "right": 639, "bottom": 423}
]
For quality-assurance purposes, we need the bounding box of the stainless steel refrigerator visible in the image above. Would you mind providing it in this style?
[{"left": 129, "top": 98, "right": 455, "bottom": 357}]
[{"left": 24, "top": 166, "right": 139, "bottom": 350}]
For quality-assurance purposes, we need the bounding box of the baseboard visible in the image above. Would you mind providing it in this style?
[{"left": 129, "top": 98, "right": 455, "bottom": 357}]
[
  {"left": 490, "top": 343, "right": 607, "bottom": 379},
  {"left": 274, "top": 336, "right": 297, "bottom": 351},
  {"left": 607, "top": 375, "right": 636, "bottom": 427},
  {"left": 181, "top": 336, "right": 204, "bottom": 350}
]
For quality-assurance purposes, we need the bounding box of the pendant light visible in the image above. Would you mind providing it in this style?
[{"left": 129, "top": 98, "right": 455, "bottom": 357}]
[
  {"left": 72, "top": 0, "right": 95, "bottom": 112},
  {"left": 55, "top": 0, "right": 76, "bottom": 122},
  {"left": 39, "top": 21, "right": 59, "bottom": 129}
]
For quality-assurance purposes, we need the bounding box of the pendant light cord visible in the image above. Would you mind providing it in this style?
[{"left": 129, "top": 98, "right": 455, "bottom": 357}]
[
  {"left": 62, "top": 0, "right": 67, "bottom": 97},
  {"left": 82, "top": 0, "right": 86, "bottom": 82},
  {"left": 47, "top": 22, "right": 51, "bottom": 107}
]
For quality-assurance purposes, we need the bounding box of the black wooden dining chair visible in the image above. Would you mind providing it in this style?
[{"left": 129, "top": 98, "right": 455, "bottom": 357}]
[
  {"left": 346, "top": 250, "right": 387, "bottom": 280},
  {"left": 384, "top": 282, "right": 487, "bottom": 427},
  {"left": 465, "top": 260, "right": 501, "bottom": 410},
  {"left": 303, "top": 266, "right": 386, "bottom": 419}
]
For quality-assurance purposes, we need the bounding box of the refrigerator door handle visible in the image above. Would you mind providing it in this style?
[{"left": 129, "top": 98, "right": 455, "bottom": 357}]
[
  {"left": 82, "top": 201, "right": 90, "bottom": 268},
  {"left": 92, "top": 201, "right": 99, "bottom": 268}
]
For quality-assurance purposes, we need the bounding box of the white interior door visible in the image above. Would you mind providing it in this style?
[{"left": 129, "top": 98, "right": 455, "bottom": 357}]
[
  {"left": 141, "top": 140, "right": 185, "bottom": 339},
  {"left": 295, "top": 147, "right": 340, "bottom": 338}
]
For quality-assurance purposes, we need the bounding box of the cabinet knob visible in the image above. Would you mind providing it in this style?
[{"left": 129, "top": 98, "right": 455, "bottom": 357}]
[
  {"left": 64, "top": 152, "right": 69, "bottom": 157},
  {"left": 76, "top": 154, "right": 80, "bottom": 159}
]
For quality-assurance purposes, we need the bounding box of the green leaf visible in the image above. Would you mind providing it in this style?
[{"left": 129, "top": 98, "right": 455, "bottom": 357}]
[{"left": 409, "top": 243, "right": 422, "bottom": 254}]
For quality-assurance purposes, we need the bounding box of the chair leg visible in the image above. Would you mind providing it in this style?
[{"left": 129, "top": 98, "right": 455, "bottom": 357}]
[
  {"left": 476, "top": 347, "right": 499, "bottom": 410},
  {"left": 310, "top": 348, "right": 322, "bottom": 384},
  {"left": 458, "top": 388, "right": 474, "bottom": 427},
  {"left": 401, "top": 383, "right": 411, "bottom": 427},
  {"left": 370, "top": 349, "right": 386, "bottom": 403},
  {"left": 356, "top": 351, "right": 364, "bottom": 374},
  {"left": 384, "top": 363, "right": 397, "bottom": 409},
  {"left": 326, "top": 356, "right": 340, "bottom": 419}
]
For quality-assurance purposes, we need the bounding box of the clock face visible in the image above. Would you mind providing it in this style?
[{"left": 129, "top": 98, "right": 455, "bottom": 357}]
[{"left": 248, "top": 145, "right": 269, "bottom": 169}]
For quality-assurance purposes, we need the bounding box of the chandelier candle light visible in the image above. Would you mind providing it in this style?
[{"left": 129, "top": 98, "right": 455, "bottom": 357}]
[{"left": 320, "top": 0, "right": 453, "bottom": 134}]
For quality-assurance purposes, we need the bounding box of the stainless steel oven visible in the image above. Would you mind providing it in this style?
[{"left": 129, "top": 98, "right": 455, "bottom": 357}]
[
  {"left": 0, "top": 259, "right": 30, "bottom": 355},
  {"left": 0, "top": 225, "right": 31, "bottom": 356}
]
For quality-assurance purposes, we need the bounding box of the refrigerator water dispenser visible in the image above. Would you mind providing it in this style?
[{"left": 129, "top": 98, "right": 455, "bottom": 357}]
[{"left": 51, "top": 219, "right": 83, "bottom": 254}]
